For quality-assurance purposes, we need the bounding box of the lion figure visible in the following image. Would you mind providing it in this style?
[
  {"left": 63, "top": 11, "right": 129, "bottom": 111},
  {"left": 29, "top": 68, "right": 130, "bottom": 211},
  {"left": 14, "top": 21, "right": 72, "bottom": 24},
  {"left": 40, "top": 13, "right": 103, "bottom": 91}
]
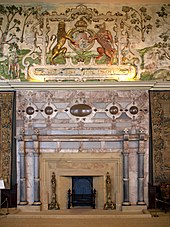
[
  {"left": 89, "top": 22, "right": 116, "bottom": 65},
  {"left": 50, "top": 22, "right": 75, "bottom": 65}
]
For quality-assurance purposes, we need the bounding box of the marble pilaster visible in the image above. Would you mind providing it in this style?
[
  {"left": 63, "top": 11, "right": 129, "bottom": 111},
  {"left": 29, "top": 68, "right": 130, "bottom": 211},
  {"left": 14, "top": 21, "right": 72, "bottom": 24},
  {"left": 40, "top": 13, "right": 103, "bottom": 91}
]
[
  {"left": 32, "top": 131, "right": 41, "bottom": 206},
  {"left": 18, "top": 137, "right": 28, "bottom": 205},
  {"left": 137, "top": 132, "right": 146, "bottom": 205},
  {"left": 122, "top": 130, "right": 131, "bottom": 206}
]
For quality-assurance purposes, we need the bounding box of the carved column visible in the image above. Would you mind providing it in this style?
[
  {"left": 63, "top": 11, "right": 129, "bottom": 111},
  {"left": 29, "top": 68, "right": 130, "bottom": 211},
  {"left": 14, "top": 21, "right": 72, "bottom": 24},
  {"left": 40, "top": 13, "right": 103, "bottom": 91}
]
[
  {"left": 137, "top": 130, "right": 146, "bottom": 205},
  {"left": 32, "top": 129, "right": 41, "bottom": 205},
  {"left": 122, "top": 129, "right": 131, "bottom": 206},
  {"left": 18, "top": 129, "right": 28, "bottom": 205}
]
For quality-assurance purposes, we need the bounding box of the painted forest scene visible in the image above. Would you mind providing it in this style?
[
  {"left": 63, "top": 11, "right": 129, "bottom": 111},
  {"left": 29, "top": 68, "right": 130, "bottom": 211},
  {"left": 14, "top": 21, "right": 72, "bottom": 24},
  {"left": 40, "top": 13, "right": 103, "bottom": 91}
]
[{"left": 0, "top": 3, "right": 169, "bottom": 82}]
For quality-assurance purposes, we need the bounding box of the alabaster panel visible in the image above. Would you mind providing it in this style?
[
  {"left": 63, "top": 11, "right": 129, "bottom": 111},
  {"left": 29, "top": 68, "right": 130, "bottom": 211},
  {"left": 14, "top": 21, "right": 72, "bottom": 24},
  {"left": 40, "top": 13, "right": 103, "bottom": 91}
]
[
  {"left": 60, "top": 142, "right": 80, "bottom": 149},
  {"left": 40, "top": 142, "right": 58, "bottom": 149},
  {"left": 26, "top": 152, "right": 34, "bottom": 204},
  {"left": 129, "top": 152, "right": 138, "bottom": 204}
]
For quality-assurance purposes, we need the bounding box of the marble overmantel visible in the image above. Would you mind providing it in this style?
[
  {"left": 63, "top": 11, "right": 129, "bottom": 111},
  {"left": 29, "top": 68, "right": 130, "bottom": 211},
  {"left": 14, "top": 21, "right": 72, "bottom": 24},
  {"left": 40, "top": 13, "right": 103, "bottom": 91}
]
[{"left": 14, "top": 84, "right": 151, "bottom": 212}]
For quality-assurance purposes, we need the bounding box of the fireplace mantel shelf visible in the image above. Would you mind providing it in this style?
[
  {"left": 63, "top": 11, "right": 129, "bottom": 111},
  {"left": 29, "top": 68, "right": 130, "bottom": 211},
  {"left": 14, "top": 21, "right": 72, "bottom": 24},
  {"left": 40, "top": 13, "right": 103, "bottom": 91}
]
[
  {"left": 17, "top": 133, "right": 148, "bottom": 142},
  {"left": 1, "top": 81, "right": 170, "bottom": 91}
]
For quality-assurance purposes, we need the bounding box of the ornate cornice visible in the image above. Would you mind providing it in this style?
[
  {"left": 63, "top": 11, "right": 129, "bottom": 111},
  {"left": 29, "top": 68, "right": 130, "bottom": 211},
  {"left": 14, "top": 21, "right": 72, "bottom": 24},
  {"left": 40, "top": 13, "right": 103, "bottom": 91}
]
[{"left": 0, "top": 81, "right": 170, "bottom": 90}]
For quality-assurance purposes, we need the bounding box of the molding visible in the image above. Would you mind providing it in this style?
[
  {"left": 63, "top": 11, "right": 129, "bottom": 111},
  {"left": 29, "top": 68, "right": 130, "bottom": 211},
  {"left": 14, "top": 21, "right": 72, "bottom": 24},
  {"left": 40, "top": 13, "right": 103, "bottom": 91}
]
[
  {"left": 18, "top": 134, "right": 147, "bottom": 142},
  {"left": 150, "top": 82, "right": 170, "bottom": 90},
  {"left": 1, "top": 81, "right": 170, "bottom": 91}
]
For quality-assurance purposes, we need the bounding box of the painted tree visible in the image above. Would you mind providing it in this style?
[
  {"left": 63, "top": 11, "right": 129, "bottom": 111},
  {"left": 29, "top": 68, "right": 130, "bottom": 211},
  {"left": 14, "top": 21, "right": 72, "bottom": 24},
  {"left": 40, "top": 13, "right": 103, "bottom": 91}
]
[
  {"left": 0, "top": 5, "right": 22, "bottom": 56},
  {"left": 20, "top": 6, "right": 38, "bottom": 43},
  {"left": 155, "top": 4, "right": 170, "bottom": 61},
  {"left": 0, "top": 5, "right": 38, "bottom": 56},
  {"left": 122, "top": 6, "right": 152, "bottom": 42}
]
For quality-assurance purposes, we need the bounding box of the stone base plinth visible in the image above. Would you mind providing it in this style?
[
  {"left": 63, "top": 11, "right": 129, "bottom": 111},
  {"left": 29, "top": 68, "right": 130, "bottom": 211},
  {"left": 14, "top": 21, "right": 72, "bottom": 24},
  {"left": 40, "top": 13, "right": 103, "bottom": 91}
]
[
  {"left": 17, "top": 205, "right": 41, "bottom": 212},
  {"left": 122, "top": 205, "right": 147, "bottom": 213}
]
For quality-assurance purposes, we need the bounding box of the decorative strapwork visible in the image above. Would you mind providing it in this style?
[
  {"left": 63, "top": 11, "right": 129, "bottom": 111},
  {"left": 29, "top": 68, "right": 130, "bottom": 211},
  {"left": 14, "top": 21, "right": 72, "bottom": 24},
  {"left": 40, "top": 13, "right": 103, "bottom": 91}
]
[
  {"left": 48, "top": 172, "right": 60, "bottom": 210},
  {"left": 28, "top": 64, "right": 136, "bottom": 82},
  {"left": 104, "top": 172, "right": 115, "bottom": 210}
]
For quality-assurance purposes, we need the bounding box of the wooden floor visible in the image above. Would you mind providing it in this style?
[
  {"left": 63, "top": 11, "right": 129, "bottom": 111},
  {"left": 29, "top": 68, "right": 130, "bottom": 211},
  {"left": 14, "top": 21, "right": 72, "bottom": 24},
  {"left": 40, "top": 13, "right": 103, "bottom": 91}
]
[{"left": 0, "top": 209, "right": 170, "bottom": 227}]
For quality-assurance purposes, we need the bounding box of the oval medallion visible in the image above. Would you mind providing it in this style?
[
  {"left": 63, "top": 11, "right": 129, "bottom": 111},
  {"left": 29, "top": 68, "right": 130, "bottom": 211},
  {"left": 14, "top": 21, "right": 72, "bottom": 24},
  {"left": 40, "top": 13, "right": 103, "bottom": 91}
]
[
  {"left": 26, "top": 106, "right": 34, "bottom": 115},
  {"left": 45, "top": 106, "right": 53, "bottom": 115},
  {"left": 129, "top": 106, "right": 138, "bottom": 114},
  {"left": 109, "top": 106, "right": 119, "bottom": 115},
  {"left": 70, "top": 104, "right": 92, "bottom": 117}
]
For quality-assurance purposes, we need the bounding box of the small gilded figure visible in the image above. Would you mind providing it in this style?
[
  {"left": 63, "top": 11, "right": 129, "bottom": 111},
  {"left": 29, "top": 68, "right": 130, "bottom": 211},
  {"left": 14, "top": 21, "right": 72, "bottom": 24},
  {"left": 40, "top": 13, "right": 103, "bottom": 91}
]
[
  {"left": 48, "top": 172, "right": 60, "bottom": 210},
  {"left": 104, "top": 172, "right": 115, "bottom": 210}
]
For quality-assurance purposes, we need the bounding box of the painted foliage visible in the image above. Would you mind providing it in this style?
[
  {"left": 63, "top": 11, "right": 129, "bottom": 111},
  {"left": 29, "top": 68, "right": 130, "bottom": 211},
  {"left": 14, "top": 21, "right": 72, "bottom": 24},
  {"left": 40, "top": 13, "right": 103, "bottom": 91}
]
[{"left": 0, "top": 4, "right": 169, "bottom": 82}]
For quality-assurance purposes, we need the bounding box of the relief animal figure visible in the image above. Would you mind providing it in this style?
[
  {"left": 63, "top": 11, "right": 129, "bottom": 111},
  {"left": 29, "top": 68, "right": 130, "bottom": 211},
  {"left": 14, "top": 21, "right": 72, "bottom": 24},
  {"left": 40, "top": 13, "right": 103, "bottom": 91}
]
[
  {"left": 88, "top": 22, "right": 116, "bottom": 65},
  {"left": 50, "top": 22, "right": 75, "bottom": 65}
]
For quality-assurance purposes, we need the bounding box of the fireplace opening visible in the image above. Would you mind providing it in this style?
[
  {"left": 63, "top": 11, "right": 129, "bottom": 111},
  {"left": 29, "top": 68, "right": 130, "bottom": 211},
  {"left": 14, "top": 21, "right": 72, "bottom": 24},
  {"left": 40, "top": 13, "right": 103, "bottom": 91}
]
[{"left": 68, "top": 176, "right": 96, "bottom": 208}]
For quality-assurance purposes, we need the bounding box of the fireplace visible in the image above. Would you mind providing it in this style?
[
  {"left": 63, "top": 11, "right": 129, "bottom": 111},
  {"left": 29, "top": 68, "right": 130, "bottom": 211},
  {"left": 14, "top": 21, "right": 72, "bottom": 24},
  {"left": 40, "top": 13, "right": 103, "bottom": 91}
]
[
  {"left": 16, "top": 89, "right": 149, "bottom": 212},
  {"left": 40, "top": 152, "right": 122, "bottom": 210}
]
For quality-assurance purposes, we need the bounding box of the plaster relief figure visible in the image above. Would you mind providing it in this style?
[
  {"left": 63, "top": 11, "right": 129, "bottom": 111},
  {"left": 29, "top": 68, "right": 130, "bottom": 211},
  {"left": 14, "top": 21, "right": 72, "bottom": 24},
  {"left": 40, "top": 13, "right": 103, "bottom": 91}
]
[
  {"left": 50, "top": 22, "right": 75, "bottom": 65},
  {"left": 89, "top": 22, "right": 116, "bottom": 65},
  {"left": 8, "top": 51, "right": 20, "bottom": 79}
]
